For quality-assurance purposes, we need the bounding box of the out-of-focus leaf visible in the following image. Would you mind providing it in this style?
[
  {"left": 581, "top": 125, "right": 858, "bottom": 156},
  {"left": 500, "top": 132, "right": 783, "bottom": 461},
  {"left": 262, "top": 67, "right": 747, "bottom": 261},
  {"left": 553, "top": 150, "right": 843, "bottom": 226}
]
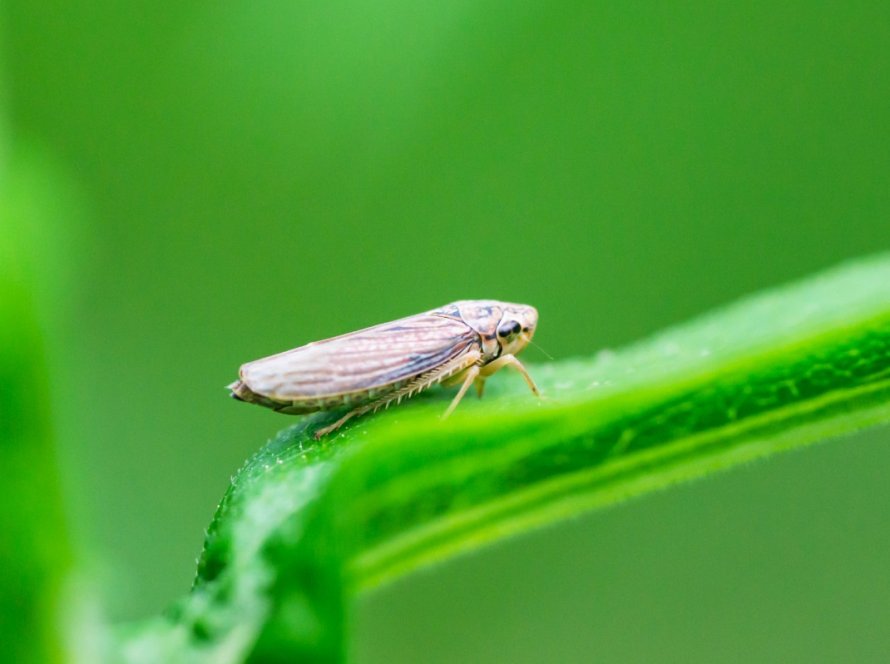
[{"left": 0, "top": 147, "right": 75, "bottom": 664}]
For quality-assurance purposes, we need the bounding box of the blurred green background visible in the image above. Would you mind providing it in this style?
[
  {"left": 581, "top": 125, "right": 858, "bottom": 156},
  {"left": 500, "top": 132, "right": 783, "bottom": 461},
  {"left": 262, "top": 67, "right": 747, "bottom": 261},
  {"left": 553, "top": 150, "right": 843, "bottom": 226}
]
[{"left": 3, "top": 0, "right": 889, "bottom": 660}]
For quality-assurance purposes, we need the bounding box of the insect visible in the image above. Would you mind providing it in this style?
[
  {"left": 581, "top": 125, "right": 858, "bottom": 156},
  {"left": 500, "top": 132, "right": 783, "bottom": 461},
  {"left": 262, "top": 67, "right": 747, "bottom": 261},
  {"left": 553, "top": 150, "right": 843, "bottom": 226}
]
[{"left": 228, "top": 300, "right": 541, "bottom": 438}]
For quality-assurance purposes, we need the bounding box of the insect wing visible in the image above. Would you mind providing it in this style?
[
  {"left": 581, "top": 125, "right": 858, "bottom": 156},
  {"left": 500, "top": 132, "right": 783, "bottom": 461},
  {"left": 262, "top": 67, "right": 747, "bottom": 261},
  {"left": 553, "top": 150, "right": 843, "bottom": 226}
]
[{"left": 238, "top": 313, "right": 479, "bottom": 401}]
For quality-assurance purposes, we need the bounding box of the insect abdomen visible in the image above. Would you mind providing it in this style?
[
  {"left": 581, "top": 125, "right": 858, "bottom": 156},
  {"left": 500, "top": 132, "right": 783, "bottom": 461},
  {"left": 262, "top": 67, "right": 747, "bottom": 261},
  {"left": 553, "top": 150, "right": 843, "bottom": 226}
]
[{"left": 228, "top": 378, "right": 405, "bottom": 414}]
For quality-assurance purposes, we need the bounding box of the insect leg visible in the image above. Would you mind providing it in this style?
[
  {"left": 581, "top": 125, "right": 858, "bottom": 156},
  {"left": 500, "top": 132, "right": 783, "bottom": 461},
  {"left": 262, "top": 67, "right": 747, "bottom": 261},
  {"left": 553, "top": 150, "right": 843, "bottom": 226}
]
[
  {"left": 314, "top": 349, "right": 482, "bottom": 438},
  {"left": 475, "top": 377, "right": 486, "bottom": 398},
  {"left": 442, "top": 364, "right": 480, "bottom": 419},
  {"left": 480, "top": 354, "right": 541, "bottom": 396},
  {"left": 313, "top": 409, "right": 361, "bottom": 439}
]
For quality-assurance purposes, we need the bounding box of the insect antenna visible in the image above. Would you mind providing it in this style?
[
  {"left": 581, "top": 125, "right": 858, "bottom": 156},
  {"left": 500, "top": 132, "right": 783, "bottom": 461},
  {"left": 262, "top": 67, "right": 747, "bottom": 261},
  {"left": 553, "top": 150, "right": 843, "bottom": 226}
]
[{"left": 527, "top": 337, "right": 553, "bottom": 360}]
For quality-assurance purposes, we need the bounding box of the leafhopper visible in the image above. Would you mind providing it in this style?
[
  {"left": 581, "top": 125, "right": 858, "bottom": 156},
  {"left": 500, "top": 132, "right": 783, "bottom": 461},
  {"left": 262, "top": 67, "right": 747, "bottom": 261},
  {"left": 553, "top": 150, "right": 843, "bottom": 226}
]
[{"left": 228, "top": 300, "right": 541, "bottom": 438}]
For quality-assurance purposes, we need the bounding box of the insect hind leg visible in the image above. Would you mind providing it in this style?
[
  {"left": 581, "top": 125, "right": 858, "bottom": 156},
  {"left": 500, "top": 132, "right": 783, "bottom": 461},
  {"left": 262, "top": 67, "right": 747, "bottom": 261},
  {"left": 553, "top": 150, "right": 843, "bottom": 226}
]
[
  {"left": 313, "top": 350, "right": 482, "bottom": 439},
  {"left": 313, "top": 409, "right": 361, "bottom": 439}
]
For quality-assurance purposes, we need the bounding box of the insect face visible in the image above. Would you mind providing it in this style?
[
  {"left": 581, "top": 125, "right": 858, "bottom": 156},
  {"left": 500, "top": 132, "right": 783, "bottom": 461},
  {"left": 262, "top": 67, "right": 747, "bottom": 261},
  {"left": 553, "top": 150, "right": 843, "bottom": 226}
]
[{"left": 496, "top": 305, "right": 538, "bottom": 356}]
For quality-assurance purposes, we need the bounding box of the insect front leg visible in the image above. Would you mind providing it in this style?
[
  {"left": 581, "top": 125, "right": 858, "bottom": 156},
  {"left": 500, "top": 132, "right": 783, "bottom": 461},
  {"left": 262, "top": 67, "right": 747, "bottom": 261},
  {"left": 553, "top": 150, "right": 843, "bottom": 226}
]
[{"left": 479, "top": 354, "right": 541, "bottom": 397}]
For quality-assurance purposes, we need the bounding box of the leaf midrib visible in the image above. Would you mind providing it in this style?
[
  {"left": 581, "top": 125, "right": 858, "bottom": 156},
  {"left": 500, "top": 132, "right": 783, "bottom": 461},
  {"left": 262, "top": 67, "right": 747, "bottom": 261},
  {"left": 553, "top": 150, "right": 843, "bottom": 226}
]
[
  {"left": 351, "top": 377, "right": 890, "bottom": 591},
  {"left": 348, "top": 313, "right": 890, "bottom": 589}
]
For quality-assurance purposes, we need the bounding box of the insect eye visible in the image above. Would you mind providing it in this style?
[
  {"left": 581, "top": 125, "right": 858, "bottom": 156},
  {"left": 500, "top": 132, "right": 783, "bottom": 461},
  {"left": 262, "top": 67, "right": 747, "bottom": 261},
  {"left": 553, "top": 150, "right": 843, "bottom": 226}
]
[{"left": 497, "top": 320, "right": 521, "bottom": 339}]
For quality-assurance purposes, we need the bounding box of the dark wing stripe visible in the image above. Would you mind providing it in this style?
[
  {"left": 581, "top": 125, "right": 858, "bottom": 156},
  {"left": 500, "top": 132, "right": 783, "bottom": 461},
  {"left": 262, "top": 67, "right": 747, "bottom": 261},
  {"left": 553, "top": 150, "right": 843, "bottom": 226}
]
[{"left": 369, "top": 338, "right": 470, "bottom": 387}]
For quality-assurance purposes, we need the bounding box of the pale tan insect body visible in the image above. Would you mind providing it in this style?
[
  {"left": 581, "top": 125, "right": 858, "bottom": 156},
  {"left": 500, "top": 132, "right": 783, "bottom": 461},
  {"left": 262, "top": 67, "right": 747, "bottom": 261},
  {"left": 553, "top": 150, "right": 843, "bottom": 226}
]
[{"left": 228, "top": 300, "right": 540, "bottom": 438}]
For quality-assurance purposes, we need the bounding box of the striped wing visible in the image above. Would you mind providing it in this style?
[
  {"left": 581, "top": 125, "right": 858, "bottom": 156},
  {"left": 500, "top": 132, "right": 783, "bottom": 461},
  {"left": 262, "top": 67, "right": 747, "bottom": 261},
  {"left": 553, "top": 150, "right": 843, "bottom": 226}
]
[{"left": 238, "top": 313, "right": 479, "bottom": 401}]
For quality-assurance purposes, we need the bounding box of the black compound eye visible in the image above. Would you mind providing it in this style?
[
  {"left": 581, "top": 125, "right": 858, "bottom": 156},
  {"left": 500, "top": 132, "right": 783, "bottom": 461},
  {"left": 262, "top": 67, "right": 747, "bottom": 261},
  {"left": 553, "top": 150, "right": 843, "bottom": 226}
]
[{"left": 497, "top": 320, "right": 521, "bottom": 338}]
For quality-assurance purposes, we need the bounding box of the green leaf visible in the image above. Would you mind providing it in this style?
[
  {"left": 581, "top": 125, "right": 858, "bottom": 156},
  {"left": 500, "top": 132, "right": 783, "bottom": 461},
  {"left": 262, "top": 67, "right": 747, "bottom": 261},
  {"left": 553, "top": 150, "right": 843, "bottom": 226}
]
[
  {"left": 0, "top": 147, "right": 75, "bottom": 664},
  {"left": 119, "top": 254, "right": 890, "bottom": 663}
]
